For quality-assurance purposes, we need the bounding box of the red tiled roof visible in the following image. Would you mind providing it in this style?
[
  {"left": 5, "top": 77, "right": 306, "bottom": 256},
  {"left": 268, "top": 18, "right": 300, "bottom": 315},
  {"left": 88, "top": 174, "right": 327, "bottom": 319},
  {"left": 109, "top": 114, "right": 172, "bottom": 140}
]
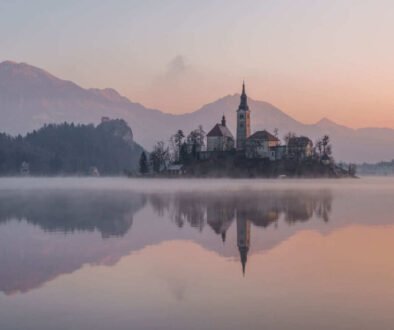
[
  {"left": 247, "top": 130, "right": 279, "bottom": 142},
  {"left": 207, "top": 124, "right": 234, "bottom": 138},
  {"left": 288, "top": 136, "right": 312, "bottom": 147}
]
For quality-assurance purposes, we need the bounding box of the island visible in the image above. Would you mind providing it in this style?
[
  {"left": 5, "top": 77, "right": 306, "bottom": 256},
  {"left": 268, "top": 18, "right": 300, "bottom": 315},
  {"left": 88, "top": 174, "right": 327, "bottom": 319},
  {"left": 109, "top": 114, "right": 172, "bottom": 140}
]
[{"left": 138, "top": 82, "right": 356, "bottom": 178}]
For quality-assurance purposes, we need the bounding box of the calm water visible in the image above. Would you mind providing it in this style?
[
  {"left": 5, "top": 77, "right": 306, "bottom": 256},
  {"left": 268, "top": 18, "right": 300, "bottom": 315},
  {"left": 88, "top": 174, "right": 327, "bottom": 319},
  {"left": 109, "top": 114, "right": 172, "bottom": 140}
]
[{"left": 1, "top": 177, "right": 394, "bottom": 330}]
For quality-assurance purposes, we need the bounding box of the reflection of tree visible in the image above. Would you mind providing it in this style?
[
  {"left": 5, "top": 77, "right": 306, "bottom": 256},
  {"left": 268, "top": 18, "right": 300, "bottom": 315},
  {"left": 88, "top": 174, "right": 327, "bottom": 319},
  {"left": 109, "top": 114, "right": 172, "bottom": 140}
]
[
  {"left": 206, "top": 200, "right": 236, "bottom": 242},
  {"left": 149, "top": 194, "right": 171, "bottom": 217},
  {"left": 171, "top": 195, "right": 206, "bottom": 230},
  {"left": 0, "top": 191, "right": 147, "bottom": 237},
  {"left": 149, "top": 190, "right": 333, "bottom": 238}
]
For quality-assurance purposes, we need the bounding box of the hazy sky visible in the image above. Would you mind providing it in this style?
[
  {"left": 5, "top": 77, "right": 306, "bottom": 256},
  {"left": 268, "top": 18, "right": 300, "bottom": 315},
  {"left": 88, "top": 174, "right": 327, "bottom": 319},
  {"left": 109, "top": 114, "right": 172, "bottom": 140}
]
[{"left": 1, "top": 0, "right": 394, "bottom": 128}]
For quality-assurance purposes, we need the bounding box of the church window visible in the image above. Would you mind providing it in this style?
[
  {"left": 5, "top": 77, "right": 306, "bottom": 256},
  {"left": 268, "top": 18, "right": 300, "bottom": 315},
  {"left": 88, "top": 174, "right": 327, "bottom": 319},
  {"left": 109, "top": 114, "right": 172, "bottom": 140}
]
[
  {"left": 240, "top": 123, "right": 244, "bottom": 128},
  {"left": 240, "top": 114, "right": 244, "bottom": 119}
]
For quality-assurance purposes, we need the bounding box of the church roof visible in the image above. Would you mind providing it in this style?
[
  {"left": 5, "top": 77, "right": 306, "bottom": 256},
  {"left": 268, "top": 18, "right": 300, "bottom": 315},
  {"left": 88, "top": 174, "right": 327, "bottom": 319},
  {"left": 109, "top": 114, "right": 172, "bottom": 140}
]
[
  {"left": 207, "top": 123, "right": 234, "bottom": 138},
  {"left": 288, "top": 136, "right": 312, "bottom": 147},
  {"left": 247, "top": 130, "right": 279, "bottom": 142}
]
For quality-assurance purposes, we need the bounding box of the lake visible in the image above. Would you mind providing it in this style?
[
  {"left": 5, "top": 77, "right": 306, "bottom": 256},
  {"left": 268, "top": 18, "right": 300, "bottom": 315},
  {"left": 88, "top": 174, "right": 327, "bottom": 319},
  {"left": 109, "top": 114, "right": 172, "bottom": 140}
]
[{"left": 1, "top": 177, "right": 394, "bottom": 330}]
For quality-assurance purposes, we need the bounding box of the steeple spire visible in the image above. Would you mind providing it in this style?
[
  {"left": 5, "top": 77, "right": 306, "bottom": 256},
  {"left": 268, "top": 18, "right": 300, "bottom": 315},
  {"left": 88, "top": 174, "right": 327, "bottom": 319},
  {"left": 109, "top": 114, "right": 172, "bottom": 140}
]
[
  {"left": 238, "top": 80, "right": 249, "bottom": 111},
  {"left": 221, "top": 114, "right": 226, "bottom": 127}
]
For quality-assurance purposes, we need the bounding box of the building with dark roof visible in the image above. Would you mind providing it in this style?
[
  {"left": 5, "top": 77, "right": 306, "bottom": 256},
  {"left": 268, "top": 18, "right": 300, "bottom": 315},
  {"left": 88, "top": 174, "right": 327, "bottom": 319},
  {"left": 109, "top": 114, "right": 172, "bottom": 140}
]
[
  {"left": 200, "top": 82, "right": 316, "bottom": 163},
  {"left": 206, "top": 115, "right": 235, "bottom": 151},
  {"left": 245, "top": 130, "right": 281, "bottom": 160},
  {"left": 287, "top": 136, "right": 313, "bottom": 159}
]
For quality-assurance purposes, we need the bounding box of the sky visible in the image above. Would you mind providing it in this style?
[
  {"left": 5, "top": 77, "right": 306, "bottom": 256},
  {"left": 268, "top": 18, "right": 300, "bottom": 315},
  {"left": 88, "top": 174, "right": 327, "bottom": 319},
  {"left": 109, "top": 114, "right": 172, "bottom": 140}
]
[{"left": 1, "top": 0, "right": 394, "bottom": 128}]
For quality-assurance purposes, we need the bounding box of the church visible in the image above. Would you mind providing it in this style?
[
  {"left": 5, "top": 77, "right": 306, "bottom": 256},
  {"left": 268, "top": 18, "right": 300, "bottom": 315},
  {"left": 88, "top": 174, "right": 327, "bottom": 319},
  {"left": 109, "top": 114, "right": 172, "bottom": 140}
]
[{"left": 204, "top": 82, "right": 283, "bottom": 160}]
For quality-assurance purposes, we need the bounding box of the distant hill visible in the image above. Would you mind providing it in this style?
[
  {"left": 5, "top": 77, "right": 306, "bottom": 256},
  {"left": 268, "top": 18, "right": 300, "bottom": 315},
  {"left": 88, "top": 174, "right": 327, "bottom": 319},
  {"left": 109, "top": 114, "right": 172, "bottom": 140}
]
[
  {"left": 0, "top": 119, "right": 144, "bottom": 175},
  {"left": 1, "top": 60, "right": 394, "bottom": 163}
]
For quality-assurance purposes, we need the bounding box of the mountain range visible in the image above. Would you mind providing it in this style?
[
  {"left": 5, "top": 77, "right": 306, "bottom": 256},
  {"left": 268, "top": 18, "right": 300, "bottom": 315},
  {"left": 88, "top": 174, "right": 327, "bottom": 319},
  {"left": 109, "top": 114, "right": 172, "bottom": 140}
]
[{"left": 1, "top": 60, "right": 393, "bottom": 163}]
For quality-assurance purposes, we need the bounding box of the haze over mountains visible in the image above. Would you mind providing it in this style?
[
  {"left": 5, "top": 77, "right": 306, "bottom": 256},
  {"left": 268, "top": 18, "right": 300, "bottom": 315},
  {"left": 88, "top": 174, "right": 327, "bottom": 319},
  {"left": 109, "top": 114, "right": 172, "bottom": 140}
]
[{"left": 1, "top": 60, "right": 393, "bottom": 163}]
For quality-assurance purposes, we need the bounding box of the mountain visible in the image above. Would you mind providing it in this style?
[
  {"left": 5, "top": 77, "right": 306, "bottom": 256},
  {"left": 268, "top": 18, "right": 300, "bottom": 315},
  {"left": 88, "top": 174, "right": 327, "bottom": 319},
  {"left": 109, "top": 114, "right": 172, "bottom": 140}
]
[
  {"left": 0, "top": 60, "right": 172, "bottom": 145},
  {"left": 1, "top": 60, "right": 394, "bottom": 163}
]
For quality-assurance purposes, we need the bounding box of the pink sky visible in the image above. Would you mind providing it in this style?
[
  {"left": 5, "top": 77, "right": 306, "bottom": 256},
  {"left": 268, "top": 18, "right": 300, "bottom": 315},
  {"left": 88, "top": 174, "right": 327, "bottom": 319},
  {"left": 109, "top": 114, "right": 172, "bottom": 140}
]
[{"left": 1, "top": 1, "right": 394, "bottom": 128}]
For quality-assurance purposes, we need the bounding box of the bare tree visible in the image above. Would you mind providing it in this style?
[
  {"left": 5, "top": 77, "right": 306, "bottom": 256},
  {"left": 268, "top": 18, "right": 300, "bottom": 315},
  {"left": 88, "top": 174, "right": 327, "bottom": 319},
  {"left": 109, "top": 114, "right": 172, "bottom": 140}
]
[
  {"left": 284, "top": 132, "right": 296, "bottom": 145},
  {"left": 187, "top": 125, "right": 206, "bottom": 158},
  {"left": 170, "top": 130, "right": 185, "bottom": 162},
  {"left": 150, "top": 141, "right": 169, "bottom": 173},
  {"left": 274, "top": 128, "right": 279, "bottom": 138},
  {"left": 315, "top": 135, "right": 332, "bottom": 159},
  {"left": 315, "top": 139, "right": 323, "bottom": 158},
  {"left": 322, "top": 135, "right": 332, "bottom": 156}
]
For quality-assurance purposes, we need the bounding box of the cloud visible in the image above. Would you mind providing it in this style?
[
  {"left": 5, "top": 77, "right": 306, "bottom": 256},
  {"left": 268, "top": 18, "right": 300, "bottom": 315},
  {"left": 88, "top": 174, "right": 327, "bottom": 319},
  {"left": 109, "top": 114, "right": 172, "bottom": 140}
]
[
  {"left": 148, "top": 55, "right": 192, "bottom": 93},
  {"left": 142, "top": 55, "right": 224, "bottom": 113},
  {"left": 164, "top": 55, "right": 189, "bottom": 80}
]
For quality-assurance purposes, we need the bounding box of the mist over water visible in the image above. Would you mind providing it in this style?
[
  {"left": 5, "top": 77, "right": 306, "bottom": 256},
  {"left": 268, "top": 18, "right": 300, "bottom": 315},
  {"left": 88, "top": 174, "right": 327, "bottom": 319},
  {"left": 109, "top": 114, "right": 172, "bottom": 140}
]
[
  {"left": 0, "top": 176, "right": 390, "bottom": 192},
  {"left": 1, "top": 177, "right": 394, "bottom": 330}
]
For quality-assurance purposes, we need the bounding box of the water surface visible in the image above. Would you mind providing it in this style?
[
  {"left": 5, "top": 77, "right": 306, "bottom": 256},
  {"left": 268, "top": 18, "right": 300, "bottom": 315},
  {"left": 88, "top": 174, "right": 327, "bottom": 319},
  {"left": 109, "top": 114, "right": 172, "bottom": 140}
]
[{"left": 1, "top": 177, "right": 394, "bottom": 330}]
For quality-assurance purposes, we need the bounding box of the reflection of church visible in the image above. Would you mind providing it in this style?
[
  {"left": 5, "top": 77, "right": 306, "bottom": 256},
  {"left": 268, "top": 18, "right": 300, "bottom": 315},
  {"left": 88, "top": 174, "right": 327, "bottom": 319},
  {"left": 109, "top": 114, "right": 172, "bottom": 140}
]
[
  {"left": 204, "top": 191, "right": 332, "bottom": 275},
  {"left": 207, "top": 206, "right": 251, "bottom": 275},
  {"left": 149, "top": 190, "right": 332, "bottom": 275},
  {"left": 205, "top": 200, "right": 251, "bottom": 274},
  {"left": 236, "top": 211, "right": 250, "bottom": 276}
]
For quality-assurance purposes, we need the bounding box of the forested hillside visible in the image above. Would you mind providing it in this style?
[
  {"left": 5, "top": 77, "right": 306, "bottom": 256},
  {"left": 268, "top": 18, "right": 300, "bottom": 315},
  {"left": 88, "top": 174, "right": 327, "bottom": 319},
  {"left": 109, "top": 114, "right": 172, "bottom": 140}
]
[{"left": 0, "top": 119, "right": 143, "bottom": 175}]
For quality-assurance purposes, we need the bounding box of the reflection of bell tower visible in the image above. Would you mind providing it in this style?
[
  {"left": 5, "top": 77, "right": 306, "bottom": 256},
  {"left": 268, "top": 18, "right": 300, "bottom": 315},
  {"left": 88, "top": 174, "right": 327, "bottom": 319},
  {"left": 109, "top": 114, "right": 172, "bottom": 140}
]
[{"left": 236, "top": 211, "right": 250, "bottom": 276}]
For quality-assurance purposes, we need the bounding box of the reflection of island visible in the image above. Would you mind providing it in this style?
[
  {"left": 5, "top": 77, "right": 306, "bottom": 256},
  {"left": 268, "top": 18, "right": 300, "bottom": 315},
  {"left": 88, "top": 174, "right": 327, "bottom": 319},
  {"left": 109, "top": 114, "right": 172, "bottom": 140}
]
[
  {"left": 0, "top": 189, "right": 332, "bottom": 295},
  {"left": 0, "top": 190, "right": 147, "bottom": 237},
  {"left": 0, "top": 190, "right": 147, "bottom": 295},
  {"left": 150, "top": 190, "right": 332, "bottom": 274}
]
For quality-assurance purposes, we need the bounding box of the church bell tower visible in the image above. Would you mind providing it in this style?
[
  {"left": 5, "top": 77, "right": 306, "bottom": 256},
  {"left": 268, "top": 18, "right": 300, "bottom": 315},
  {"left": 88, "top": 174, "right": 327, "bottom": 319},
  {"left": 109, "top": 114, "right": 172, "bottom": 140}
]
[{"left": 236, "top": 81, "right": 251, "bottom": 150}]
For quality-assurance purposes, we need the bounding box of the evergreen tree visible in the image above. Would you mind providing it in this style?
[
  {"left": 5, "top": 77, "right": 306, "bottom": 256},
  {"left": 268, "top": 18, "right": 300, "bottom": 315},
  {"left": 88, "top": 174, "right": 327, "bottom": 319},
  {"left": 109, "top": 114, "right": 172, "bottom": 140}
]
[
  {"left": 139, "top": 152, "right": 149, "bottom": 174},
  {"left": 0, "top": 120, "right": 144, "bottom": 175},
  {"left": 179, "top": 142, "right": 189, "bottom": 164},
  {"left": 170, "top": 130, "right": 185, "bottom": 162}
]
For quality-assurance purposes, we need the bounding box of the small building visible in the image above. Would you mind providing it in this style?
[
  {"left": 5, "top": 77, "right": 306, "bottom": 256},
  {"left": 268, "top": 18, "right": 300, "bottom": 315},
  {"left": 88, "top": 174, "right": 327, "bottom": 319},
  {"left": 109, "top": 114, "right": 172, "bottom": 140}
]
[
  {"left": 206, "top": 115, "right": 235, "bottom": 152},
  {"left": 166, "top": 164, "right": 184, "bottom": 175},
  {"left": 89, "top": 166, "right": 100, "bottom": 177},
  {"left": 20, "top": 161, "right": 30, "bottom": 176},
  {"left": 321, "top": 154, "right": 331, "bottom": 165},
  {"left": 271, "top": 145, "right": 287, "bottom": 160},
  {"left": 287, "top": 136, "right": 313, "bottom": 159},
  {"left": 245, "top": 130, "right": 280, "bottom": 160}
]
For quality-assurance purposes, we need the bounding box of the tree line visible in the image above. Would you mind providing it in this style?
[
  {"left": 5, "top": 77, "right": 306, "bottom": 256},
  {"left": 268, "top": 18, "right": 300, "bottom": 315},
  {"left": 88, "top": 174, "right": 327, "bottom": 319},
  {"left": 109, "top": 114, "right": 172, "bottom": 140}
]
[
  {"left": 139, "top": 126, "right": 206, "bottom": 174},
  {"left": 0, "top": 119, "right": 143, "bottom": 175}
]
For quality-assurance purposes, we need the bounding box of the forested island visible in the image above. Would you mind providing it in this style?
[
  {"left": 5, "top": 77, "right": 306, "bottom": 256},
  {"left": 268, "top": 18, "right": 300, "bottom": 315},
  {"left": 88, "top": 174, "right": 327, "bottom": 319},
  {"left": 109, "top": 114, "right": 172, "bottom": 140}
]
[
  {"left": 138, "top": 128, "right": 356, "bottom": 178},
  {"left": 137, "top": 83, "right": 356, "bottom": 178}
]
